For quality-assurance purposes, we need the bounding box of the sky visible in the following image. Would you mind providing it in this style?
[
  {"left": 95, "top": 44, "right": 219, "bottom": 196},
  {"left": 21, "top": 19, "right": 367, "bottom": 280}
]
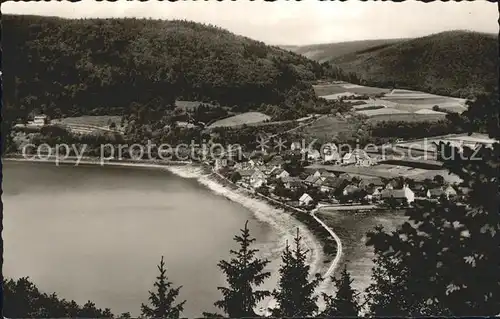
[{"left": 3, "top": 0, "right": 498, "bottom": 45}]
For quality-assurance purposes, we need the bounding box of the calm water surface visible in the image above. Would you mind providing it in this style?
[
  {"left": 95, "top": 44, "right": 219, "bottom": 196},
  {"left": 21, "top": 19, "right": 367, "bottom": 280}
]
[{"left": 3, "top": 161, "right": 278, "bottom": 317}]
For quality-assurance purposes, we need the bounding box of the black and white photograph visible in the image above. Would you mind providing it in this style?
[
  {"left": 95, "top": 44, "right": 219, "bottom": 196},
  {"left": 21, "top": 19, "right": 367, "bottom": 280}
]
[{"left": 1, "top": 0, "right": 499, "bottom": 318}]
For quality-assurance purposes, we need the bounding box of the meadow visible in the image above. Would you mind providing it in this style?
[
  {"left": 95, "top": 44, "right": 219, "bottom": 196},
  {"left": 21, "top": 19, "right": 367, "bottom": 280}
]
[
  {"left": 207, "top": 112, "right": 271, "bottom": 128},
  {"left": 51, "top": 115, "right": 122, "bottom": 127},
  {"left": 366, "top": 113, "right": 447, "bottom": 124},
  {"left": 300, "top": 115, "right": 356, "bottom": 142},
  {"left": 314, "top": 82, "right": 390, "bottom": 97},
  {"left": 314, "top": 82, "right": 468, "bottom": 122}
]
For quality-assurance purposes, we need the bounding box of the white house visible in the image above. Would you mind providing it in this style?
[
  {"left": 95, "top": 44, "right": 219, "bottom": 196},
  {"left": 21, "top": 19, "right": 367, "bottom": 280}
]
[
  {"left": 426, "top": 185, "right": 457, "bottom": 199},
  {"left": 381, "top": 184, "right": 415, "bottom": 204},
  {"left": 322, "top": 143, "right": 341, "bottom": 164},
  {"left": 290, "top": 141, "right": 303, "bottom": 151},
  {"left": 33, "top": 115, "right": 48, "bottom": 126},
  {"left": 250, "top": 170, "right": 267, "bottom": 189},
  {"left": 342, "top": 149, "right": 373, "bottom": 166},
  {"left": 307, "top": 149, "right": 321, "bottom": 161},
  {"left": 275, "top": 169, "right": 290, "bottom": 180},
  {"left": 299, "top": 193, "right": 314, "bottom": 206}
]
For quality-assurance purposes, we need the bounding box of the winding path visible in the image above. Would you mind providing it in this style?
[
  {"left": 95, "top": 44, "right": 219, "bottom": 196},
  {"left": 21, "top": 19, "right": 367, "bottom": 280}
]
[{"left": 312, "top": 208, "right": 343, "bottom": 280}]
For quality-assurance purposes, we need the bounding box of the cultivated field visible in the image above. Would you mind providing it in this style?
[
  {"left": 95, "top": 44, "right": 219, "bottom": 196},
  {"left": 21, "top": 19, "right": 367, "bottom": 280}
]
[
  {"left": 314, "top": 82, "right": 390, "bottom": 97},
  {"left": 366, "top": 113, "right": 447, "bottom": 124},
  {"left": 207, "top": 112, "right": 271, "bottom": 128},
  {"left": 301, "top": 115, "right": 356, "bottom": 142},
  {"left": 357, "top": 108, "right": 410, "bottom": 116},
  {"left": 381, "top": 89, "right": 467, "bottom": 113},
  {"left": 51, "top": 115, "right": 124, "bottom": 134},
  {"left": 315, "top": 83, "right": 468, "bottom": 122},
  {"left": 395, "top": 133, "right": 497, "bottom": 152}
]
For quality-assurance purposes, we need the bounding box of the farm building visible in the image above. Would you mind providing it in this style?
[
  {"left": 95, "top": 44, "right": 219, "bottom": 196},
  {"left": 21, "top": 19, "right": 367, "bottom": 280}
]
[
  {"left": 427, "top": 185, "right": 457, "bottom": 199},
  {"left": 33, "top": 115, "right": 48, "bottom": 126},
  {"left": 342, "top": 149, "right": 373, "bottom": 166},
  {"left": 322, "top": 143, "right": 341, "bottom": 164},
  {"left": 299, "top": 193, "right": 314, "bottom": 206},
  {"left": 282, "top": 176, "right": 303, "bottom": 189},
  {"left": 250, "top": 170, "right": 267, "bottom": 189},
  {"left": 381, "top": 184, "right": 415, "bottom": 204}
]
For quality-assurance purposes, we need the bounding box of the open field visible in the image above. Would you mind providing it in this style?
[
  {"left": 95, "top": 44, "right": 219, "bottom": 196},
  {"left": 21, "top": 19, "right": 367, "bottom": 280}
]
[
  {"left": 50, "top": 116, "right": 125, "bottom": 134},
  {"left": 381, "top": 89, "right": 467, "bottom": 113},
  {"left": 357, "top": 108, "right": 410, "bottom": 116},
  {"left": 300, "top": 115, "right": 356, "bottom": 142},
  {"left": 314, "top": 82, "right": 390, "bottom": 97},
  {"left": 207, "top": 112, "right": 271, "bottom": 128},
  {"left": 395, "top": 133, "right": 497, "bottom": 152},
  {"left": 366, "top": 112, "right": 447, "bottom": 123},
  {"left": 315, "top": 83, "right": 468, "bottom": 122},
  {"left": 51, "top": 115, "right": 122, "bottom": 127}
]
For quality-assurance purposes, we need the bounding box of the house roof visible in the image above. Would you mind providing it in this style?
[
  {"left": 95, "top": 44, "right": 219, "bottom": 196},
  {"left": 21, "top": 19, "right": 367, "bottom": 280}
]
[
  {"left": 321, "top": 176, "right": 339, "bottom": 188},
  {"left": 238, "top": 169, "right": 255, "bottom": 177},
  {"left": 305, "top": 175, "right": 320, "bottom": 184},
  {"left": 252, "top": 170, "right": 266, "bottom": 177},
  {"left": 267, "top": 155, "right": 285, "bottom": 166},
  {"left": 359, "top": 178, "right": 384, "bottom": 188},
  {"left": 343, "top": 185, "right": 360, "bottom": 194},
  {"left": 307, "top": 149, "right": 321, "bottom": 157},
  {"left": 282, "top": 176, "right": 302, "bottom": 182},
  {"left": 299, "top": 193, "right": 313, "bottom": 201},
  {"left": 445, "top": 185, "right": 457, "bottom": 194},
  {"left": 428, "top": 186, "right": 456, "bottom": 197},
  {"left": 381, "top": 189, "right": 407, "bottom": 199}
]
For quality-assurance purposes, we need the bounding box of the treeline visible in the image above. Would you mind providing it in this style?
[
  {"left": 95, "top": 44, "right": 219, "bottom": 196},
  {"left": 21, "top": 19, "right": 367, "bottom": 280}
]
[
  {"left": 3, "top": 278, "right": 114, "bottom": 318},
  {"left": 2, "top": 15, "right": 329, "bottom": 124}
]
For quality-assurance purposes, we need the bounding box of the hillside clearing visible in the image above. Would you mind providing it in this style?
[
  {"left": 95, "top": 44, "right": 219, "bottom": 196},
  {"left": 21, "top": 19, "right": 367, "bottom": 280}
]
[
  {"left": 356, "top": 108, "right": 410, "bottom": 116},
  {"left": 51, "top": 116, "right": 122, "bottom": 127},
  {"left": 207, "top": 112, "right": 271, "bottom": 128},
  {"left": 314, "top": 82, "right": 389, "bottom": 97}
]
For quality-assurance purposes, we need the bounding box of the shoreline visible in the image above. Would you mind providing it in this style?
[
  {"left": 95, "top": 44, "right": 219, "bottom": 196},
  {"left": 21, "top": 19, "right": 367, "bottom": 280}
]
[{"left": 4, "top": 156, "right": 341, "bottom": 312}]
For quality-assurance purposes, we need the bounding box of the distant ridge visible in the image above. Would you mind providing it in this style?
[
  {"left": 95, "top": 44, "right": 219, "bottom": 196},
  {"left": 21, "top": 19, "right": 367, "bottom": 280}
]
[
  {"left": 280, "top": 38, "right": 407, "bottom": 62},
  {"left": 329, "top": 30, "right": 498, "bottom": 97}
]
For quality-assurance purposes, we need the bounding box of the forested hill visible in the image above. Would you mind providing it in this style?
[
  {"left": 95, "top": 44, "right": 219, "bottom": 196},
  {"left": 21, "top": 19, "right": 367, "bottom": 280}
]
[
  {"left": 2, "top": 14, "right": 325, "bottom": 121},
  {"left": 281, "top": 38, "right": 405, "bottom": 63},
  {"left": 329, "top": 31, "right": 498, "bottom": 98}
]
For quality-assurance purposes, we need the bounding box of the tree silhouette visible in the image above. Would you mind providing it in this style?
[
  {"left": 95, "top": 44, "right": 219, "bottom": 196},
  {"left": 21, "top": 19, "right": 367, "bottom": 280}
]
[
  {"left": 271, "top": 228, "right": 322, "bottom": 317},
  {"left": 141, "top": 256, "right": 186, "bottom": 319},
  {"left": 203, "top": 221, "right": 271, "bottom": 318},
  {"left": 321, "top": 265, "right": 360, "bottom": 317}
]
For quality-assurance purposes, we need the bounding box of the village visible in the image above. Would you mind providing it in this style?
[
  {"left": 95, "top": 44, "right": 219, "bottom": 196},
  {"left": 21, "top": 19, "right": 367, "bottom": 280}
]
[{"left": 210, "top": 139, "right": 469, "bottom": 211}]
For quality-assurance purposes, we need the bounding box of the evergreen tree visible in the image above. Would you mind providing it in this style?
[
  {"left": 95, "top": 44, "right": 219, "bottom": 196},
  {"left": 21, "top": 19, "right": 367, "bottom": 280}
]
[
  {"left": 141, "top": 256, "right": 186, "bottom": 319},
  {"left": 365, "top": 88, "right": 500, "bottom": 316},
  {"left": 321, "top": 266, "right": 360, "bottom": 317},
  {"left": 203, "top": 221, "right": 271, "bottom": 318},
  {"left": 271, "top": 228, "right": 322, "bottom": 317}
]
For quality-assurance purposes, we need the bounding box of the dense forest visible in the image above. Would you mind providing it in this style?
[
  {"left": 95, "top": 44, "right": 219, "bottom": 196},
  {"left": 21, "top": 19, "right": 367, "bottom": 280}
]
[
  {"left": 2, "top": 14, "right": 327, "bottom": 124},
  {"left": 328, "top": 31, "right": 498, "bottom": 98}
]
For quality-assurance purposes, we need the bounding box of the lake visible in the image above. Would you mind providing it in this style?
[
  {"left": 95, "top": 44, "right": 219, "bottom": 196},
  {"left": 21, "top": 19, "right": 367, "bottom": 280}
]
[{"left": 2, "top": 161, "right": 281, "bottom": 317}]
